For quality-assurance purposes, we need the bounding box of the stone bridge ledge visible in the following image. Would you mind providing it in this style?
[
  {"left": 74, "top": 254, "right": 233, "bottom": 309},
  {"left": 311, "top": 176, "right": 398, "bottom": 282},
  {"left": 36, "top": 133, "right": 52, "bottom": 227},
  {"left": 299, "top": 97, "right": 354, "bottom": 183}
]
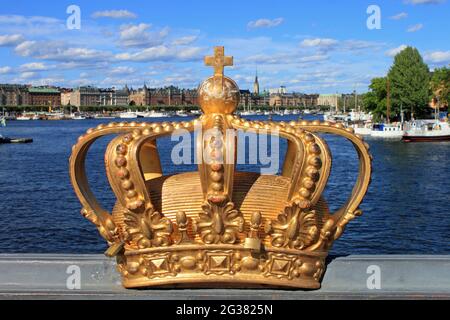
[{"left": 0, "top": 254, "right": 449, "bottom": 299}]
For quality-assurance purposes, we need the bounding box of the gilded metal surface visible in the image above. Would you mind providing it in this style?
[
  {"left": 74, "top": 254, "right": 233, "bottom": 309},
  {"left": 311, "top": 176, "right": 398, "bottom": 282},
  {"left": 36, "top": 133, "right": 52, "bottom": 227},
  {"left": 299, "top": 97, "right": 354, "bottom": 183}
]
[{"left": 69, "top": 46, "right": 372, "bottom": 289}]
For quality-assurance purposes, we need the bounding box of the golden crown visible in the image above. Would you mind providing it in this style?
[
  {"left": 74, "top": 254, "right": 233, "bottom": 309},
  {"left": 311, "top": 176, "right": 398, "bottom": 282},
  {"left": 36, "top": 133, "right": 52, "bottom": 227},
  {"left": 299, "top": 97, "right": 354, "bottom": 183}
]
[{"left": 70, "top": 46, "right": 372, "bottom": 289}]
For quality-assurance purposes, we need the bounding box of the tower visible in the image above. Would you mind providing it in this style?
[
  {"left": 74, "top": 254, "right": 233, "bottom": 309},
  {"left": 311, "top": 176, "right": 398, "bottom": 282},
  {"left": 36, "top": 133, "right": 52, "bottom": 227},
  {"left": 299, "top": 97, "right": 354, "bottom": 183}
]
[{"left": 253, "top": 68, "right": 260, "bottom": 96}]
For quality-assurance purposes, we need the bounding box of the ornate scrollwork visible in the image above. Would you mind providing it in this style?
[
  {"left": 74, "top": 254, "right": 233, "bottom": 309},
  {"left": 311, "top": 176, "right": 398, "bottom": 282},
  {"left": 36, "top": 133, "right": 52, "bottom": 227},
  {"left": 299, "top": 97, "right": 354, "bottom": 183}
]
[
  {"left": 192, "top": 201, "right": 244, "bottom": 244},
  {"left": 124, "top": 204, "right": 173, "bottom": 249},
  {"left": 265, "top": 204, "right": 319, "bottom": 249},
  {"left": 81, "top": 208, "right": 118, "bottom": 243}
]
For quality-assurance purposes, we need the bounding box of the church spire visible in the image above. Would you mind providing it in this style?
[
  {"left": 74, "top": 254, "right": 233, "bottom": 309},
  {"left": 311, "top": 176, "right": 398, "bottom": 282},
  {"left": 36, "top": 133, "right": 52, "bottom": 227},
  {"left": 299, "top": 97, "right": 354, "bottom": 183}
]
[{"left": 253, "top": 67, "right": 260, "bottom": 96}]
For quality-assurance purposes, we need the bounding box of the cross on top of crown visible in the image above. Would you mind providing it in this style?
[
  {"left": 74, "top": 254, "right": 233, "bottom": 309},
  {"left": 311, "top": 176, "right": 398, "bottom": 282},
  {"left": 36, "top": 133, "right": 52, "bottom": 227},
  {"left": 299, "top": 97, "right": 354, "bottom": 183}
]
[{"left": 204, "top": 46, "right": 233, "bottom": 79}]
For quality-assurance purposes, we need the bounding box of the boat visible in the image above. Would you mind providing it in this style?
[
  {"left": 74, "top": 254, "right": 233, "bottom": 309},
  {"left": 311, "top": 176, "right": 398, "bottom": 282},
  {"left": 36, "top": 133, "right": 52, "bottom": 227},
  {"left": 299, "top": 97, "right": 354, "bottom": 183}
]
[
  {"left": 351, "top": 121, "right": 372, "bottom": 136},
  {"left": 70, "top": 113, "right": 86, "bottom": 120},
  {"left": 94, "top": 114, "right": 115, "bottom": 119},
  {"left": 349, "top": 109, "right": 372, "bottom": 122},
  {"left": 370, "top": 122, "right": 404, "bottom": 139},
  {"left": 0, "top": 136, "right": 33, "bottom": 144},
  {"left": 175, "top": 110, "right": 189, "bottom": 117},
  {"left": 16, "top": 115, "right": 32, "bottom": 121},
  {"left": 119, "top": 111, "right": 139, "bottom": 119},
  {"left": 139, "top": 110, "right": 169, "bottom": 118},
  {"left": 402, "top": 119, "right": 450, "bottom": 142}
]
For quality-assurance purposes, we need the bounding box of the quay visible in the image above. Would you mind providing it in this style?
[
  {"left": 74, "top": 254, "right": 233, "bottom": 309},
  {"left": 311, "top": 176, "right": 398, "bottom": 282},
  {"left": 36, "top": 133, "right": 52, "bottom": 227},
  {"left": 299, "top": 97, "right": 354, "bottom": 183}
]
[{"left": 0, "top": 254, "right": 449, "bottom": 299}]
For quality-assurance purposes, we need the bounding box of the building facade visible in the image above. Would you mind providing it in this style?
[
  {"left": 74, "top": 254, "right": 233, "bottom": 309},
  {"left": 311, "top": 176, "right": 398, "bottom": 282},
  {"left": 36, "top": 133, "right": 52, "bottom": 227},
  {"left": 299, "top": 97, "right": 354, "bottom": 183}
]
[
  {"left": 99, "top": 87, "right": 129, "bottom": 106},
  {"left": 0, "top": 84, "right": 30, "bottom": 106},
  {"left": 28, "top": 87, "right": 61, "bottom": 107},
  {"left": 61, "top": 89, "right": 73, "bottom": 106},
  {"left": 70, "top": 86, "right": 100, "bottom": 107},
  {"left": 317, "top": 94, "right": 341, "bottom": 109},
  {"left": 129, "top": 86, "right": 198, "bottom": 106}
]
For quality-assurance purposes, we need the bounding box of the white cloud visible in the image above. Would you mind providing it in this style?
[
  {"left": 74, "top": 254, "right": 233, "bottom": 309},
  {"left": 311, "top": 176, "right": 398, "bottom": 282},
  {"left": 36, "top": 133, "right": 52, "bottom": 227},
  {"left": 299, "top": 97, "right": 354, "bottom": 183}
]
[
  {"left": 92, "top": 10, "right": 137, "bottom": 19},
  {"left": 385, "top": 45, "right": 408, "bottom": 57},
  {"left": 118, "top": 23, "right": 169, "bottom": 48},
  {"left": 407, "top": 23, "right": 423, "bottom": 32},
  {"left": 172, "top": 35, "right": 198, "bottom": 46},
  {"left": 425, "top": 51, "right": 450, "bottom": 63},
  {"left": 299, "top": 55, "right": 329, "bottom": 63},
  {"left": 19, "top": 62, "right": 49, "bottom": 71},
  {"left": 244, "top": 52, "right": 329, "bottom": 65},
  {"left": 405, "top": 0, "right": 445, "bottom": 4},
  {"left": 300, "top": 38, "right": 382, "bottom": 52},
  {"left": 248, "top": 18, "right": 284, "bottom": 29},
  {"left": 115, "top": 45, "right": 203, "bottom": 62},
  {"left": 19, "top": 71, "right": 37, "bottom": 79},
  {"left": 342, "top": 40, "right": 383, "bottom": 51},
  {"left": 109, "top": 66, "right": 135, "bottom": 75},
  {"left": 389, "top": 12, "right": 408, "bottom": 20},
  {"left": 0, "top": 15, "right": 60, "bottom": 25},
  {"left": 301, "top": 38, "right": 338, "bottom": 48},
  {"left": 15, "top": 40, "right": 113, "bottom": 63},
  {"left": 0, "top": 66, "right": 12, "bottom": 74},
  {"left": 0, "top": 34, "right": 24, "bottom": 46}
]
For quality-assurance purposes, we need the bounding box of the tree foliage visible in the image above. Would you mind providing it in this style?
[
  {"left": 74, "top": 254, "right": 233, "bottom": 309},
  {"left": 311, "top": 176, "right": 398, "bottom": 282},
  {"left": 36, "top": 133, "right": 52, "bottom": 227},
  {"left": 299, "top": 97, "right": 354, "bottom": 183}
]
[
  {"left": 362, "top": 77, "right": 387, "bottom": 121},
  {"left": 387, "top": 46, "right": 430, "bottom": 118},
  {"left": 430, "top": 66, "right": 450, "bottom": 110}
]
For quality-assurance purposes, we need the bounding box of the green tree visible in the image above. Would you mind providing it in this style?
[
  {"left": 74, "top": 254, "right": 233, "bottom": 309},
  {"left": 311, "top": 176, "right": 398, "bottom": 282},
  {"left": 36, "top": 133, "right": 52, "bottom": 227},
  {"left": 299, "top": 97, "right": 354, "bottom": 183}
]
[
  {"left": 388, "top": 46, "right": 430, "bottom": 118},
  {"left": 430, "top": 66, "right": 450, "bottom": 111},
  {"left": 362, "top": 77, "right": 387, "bottom": 121}
]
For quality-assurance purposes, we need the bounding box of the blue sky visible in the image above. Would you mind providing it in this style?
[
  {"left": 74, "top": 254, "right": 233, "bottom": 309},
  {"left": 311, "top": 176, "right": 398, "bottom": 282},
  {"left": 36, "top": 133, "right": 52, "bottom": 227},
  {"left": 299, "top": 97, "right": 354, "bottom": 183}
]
[{"left": 0, "top": 0, "right": 449, "bottom": 93}]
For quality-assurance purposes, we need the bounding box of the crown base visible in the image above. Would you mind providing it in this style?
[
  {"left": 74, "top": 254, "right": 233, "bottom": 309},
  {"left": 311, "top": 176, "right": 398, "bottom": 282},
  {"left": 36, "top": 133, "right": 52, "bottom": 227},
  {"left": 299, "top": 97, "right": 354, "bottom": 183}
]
[{"left": 117, "top": 245, "right": 327, "bottom": 289}]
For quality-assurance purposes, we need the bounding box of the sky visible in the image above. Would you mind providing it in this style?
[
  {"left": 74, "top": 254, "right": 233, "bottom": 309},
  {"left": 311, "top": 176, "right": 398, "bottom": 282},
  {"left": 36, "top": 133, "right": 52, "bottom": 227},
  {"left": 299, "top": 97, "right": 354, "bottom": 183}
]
[{"left": 0, "top": 0, "right": 449, "bottom": 94}]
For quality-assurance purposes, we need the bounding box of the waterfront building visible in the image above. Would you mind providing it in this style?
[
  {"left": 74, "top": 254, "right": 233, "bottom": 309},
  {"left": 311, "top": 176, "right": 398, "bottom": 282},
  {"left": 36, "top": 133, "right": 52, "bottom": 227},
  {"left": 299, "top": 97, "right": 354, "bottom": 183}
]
[
  {"left": 269, "top": 86, "right": 287, "bottom": 95},
  {"left": 318, "top": 93, "right": 341, "bottom": 109},
  {"left": 99, "top": 87, "right": 129, "bottom": 106},
  {"left": 269, "top": 92, "right": 319, "bottom": 107},
  {"left": 0, "top": 84, "right": 30, "bottom": 106},
  {"left": 70, "top": 86, "right": 101, "bottom": 107},
  {"left": 60, "top": 89, "right": 73, "bottom": 106},
  {"left": 129, "top": 85, "right": 198, "bottom": 106},
  {"left": 28, "top": 87, "right": 61, "bottom": 107},
  {"left": 129, "top": 84, "right": 150, "bottom": 106}
]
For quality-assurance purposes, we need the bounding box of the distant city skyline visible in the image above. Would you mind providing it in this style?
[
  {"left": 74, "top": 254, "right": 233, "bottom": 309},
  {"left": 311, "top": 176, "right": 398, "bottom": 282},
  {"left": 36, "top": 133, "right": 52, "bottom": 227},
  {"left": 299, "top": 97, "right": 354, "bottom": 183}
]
[{"left": 0, "top": 0, "right": 449, "bottom": 93}]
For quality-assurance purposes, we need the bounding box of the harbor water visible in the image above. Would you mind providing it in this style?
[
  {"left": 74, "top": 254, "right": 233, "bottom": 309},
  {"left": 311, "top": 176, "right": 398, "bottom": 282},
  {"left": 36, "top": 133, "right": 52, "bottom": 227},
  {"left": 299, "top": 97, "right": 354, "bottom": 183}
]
[{"left": 0, "top": 115, "right": 449, "bottom": 255}]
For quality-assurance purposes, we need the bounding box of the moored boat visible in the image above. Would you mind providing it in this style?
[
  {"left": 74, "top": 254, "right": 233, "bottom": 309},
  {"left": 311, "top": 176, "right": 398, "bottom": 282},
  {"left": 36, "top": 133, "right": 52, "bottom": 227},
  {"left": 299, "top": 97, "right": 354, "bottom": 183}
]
[{"left": 402, "top": 120, "right": 450, "bottom": 142}]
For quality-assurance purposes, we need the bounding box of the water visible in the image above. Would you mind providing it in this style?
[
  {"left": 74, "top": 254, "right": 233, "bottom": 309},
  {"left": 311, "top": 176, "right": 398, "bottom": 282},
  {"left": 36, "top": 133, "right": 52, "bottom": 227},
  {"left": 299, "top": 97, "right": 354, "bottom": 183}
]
[{"left": 0, "top": 116, "right": 449, "bottom": 255}]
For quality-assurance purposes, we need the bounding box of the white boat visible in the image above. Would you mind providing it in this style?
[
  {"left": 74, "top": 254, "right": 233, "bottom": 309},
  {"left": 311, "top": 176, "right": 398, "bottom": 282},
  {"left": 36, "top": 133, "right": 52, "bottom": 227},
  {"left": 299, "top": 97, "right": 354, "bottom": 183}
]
[
  {"left": 240, "top": 110, "right": 258, "bottom": 116},
  {"left": 351, "top": 121, "right": 372, "bottom": 136},
  {"left": 94, "top": 114, "right": 115, "bottom": 119},
  {"left": 140, "top": 110, "right": 169, "bottom": 118},
  {"left": 323, "top": 112, "right": 350, "bottom": 122},
  {"left": 175, "top": 110, "right": 189, "bottom": 117},
  {"left": 403, "top": 119, "right": 450, "bottom": 142},
  {"left": 119, "top": 111, "right": 139, "bottom": 119},
  {"left": 349, "top": 110, "right": 372, "bottom": 122},
  {"left": 370, "top": 123, "right": 404, "bottom": 139},
  {"left": 16, "top": 114, "right": 33, "bottom": 120},
  {"left": 70, "top": 113, "right": 86, "bottom": 120}
]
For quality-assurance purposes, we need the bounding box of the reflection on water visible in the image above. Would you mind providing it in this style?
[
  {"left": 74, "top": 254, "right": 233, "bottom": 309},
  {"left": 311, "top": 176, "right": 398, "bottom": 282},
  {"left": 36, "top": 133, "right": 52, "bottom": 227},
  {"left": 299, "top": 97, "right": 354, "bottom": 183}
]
[{"left": 0, "top": 115, "right": 449, "bottom": 255}]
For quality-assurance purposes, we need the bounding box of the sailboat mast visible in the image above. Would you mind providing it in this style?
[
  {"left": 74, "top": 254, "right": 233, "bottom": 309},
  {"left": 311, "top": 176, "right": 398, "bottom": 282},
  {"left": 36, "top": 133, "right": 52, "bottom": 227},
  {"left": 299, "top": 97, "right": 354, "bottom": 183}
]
[{"left": 386, "top": 78, "right": 391, "bottom": 124}]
